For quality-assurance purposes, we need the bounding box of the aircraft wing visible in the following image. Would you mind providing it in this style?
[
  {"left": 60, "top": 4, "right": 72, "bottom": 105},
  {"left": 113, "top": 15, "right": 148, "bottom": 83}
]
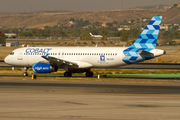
[
  {"left": 42, "top": 55, "right": 78, "bottom": 66},
  {"left": 41, "top": 55, "right": 93, "bottom": 68},
  {"left": 165, "top": 50, "right": 176, "bottom": 53}
]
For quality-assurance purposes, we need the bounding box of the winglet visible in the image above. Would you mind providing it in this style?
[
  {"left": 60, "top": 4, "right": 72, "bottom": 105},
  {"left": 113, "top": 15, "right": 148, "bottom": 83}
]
[
  {"left": 129, "top": 16, "right": 162, "bottom": 49},
  {"left": 45, "top": 53, "right": 50, "bottom": 59}
]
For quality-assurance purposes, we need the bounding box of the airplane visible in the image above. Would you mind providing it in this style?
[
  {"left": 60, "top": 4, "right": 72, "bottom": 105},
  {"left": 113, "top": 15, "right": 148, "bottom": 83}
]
[
  {"left": 4, "top": 33, "right": 17, "bottom": 39},
  {"left": 90, "top": 32, "right": 103, "bottom": 38},
  {"left": 4, "top": 16, "right": 166, "bottom": 77}
]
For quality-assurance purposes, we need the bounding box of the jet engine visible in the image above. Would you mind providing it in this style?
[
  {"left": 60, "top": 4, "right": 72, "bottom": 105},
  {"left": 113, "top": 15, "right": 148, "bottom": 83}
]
[{"left": 32, "top": 63, "right": 58, "bottom": 73}]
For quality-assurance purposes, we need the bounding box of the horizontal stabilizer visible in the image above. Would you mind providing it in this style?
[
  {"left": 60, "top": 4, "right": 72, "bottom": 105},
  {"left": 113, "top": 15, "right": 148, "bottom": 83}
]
[
  {"left": 165, "top": 50, "right": 177, "bottom": 53},
  {"left": 138, "top": 50, "right": 154, "bottom": 57}
]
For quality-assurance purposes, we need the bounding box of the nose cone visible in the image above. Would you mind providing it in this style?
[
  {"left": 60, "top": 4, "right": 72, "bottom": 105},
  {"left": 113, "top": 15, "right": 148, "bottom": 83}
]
[{"left": 4, "top": 55, "right": 11, "bottom": 65}]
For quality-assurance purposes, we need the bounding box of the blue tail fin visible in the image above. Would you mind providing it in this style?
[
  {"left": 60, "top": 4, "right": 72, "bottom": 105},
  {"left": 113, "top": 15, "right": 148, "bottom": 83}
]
[
  {"left": 123, "top": 16, "right": 162, "bottom": 64},
  {"left": 129, "top": 16, "right": 162, "bottom": 49}
]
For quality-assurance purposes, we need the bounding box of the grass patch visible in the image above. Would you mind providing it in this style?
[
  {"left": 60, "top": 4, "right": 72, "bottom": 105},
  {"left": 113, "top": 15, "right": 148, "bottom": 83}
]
[{"left": 1, "top": 68, "right": 180, "bottom": 75}]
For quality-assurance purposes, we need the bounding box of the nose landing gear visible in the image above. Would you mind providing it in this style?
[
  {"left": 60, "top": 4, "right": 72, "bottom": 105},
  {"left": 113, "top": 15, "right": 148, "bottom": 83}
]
[{"left": 23, "top": 67, "right": 29, "bottom": 76}]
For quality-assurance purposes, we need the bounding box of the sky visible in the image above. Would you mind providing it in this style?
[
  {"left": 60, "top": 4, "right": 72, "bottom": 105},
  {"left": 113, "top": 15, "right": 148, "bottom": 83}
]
[{"left": 0, "top": 0, "right": 179, "bottom": 13}]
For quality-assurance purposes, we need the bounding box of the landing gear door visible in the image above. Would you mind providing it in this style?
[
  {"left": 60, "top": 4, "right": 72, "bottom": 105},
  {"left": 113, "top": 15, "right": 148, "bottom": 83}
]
[{"left": 17, "top": 49, "right": 23, "bottom": 60}]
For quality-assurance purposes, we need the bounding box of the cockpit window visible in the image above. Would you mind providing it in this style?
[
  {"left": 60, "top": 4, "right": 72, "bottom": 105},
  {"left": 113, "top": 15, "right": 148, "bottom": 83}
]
[{"left": 10, "top": 52, "right": 14, "bottom": 55}]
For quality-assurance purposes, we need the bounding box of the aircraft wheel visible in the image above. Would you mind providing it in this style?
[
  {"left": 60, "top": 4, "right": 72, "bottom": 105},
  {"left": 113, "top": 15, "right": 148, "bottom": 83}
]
[
  {"left": 23, "top": 72, "right": 28, "bottom": 76},
  {"left": 86, "top": 71, "right": 94, "bottom": 77},
  {"left": 64, "top": 72, "right": 72, "bottom": 77}
]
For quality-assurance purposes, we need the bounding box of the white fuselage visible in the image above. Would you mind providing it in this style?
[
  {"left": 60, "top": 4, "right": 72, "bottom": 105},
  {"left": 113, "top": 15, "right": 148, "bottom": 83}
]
[
  {"left": 4, "top": 47, "right": 165, "bottom": 69},
  {"left": 90, "top": 33, "right": 102, "bottom": 38},
  {"left": 5, "top": 47, "right": 127, "bottom": 68},
  {"left": 4, "top": 33, "right": 17, "bottom": 38}
]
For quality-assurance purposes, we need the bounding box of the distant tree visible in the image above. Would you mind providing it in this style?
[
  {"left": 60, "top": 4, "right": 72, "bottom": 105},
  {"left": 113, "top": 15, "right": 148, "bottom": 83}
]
[
  {"left": 173, "top": 4, "right": 178, "bottom": 7},
  {"left": 120, "top": 31, "right": 128, "bottom": 42},
  {"left": 106, "top": 22, "right": 113, "bottom": 27},
  {"left": 70, "top": 18, "right": 75, "bottom": 22},
  {"left": 131, "top": 19, "right": 135, "bottom": 23},
  {"left": 10, "top": 28, "right": 19, "bottom": 34},
  {"left": 91, "top": 29, "right": 99, "bottom": 35},
  {"left": 121, "top": 19, "right": 128, "bottom": 25},
  {"left": 80, "top": 31, "right": 92, "bottom": 40},
  {"left": 20, "top": 32, "right": 33, "bottom": 37},
  {"left": 101, "top": 33, "right": 107, "bottom": 40},
  {"left": 44, "top": 26, "right": 51, "bottom": 29},
  {"left": 77, "top": 19, "right": 90, "bottom": 27},
  {"left": 0, "top": 32, "right": 6, "bottom": 44},
  {"left": 94, "top": 21, "right": 101, "bottom": 26},
  {"left": 112, "top": 21, "right": 117, "bottom": 24},
  {"left": 174, "top": 30, "right": 180, "bottom": 39},
  {"left": 52, "top": 25, "right": 58, "bottom": 29},
  {"left": 50, "top": 29, "right": 67, "bottom": 37}
]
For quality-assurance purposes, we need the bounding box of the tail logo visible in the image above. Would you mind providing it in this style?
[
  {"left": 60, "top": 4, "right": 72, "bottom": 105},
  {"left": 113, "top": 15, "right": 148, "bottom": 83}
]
[{"left": 123, "top": 16, "right": 162, "bottom": 64}]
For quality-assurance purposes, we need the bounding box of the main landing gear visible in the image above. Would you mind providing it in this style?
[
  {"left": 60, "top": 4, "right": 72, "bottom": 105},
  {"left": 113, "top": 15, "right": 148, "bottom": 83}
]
[
  {"left": 23, "top": 67, "right": 29, "bottom": 76},
  {"left": 85, "top": 71, "right": 94, "bottom": 77},
  {"left": 64, "top": 72, "right": 72, "bottom": 77}
]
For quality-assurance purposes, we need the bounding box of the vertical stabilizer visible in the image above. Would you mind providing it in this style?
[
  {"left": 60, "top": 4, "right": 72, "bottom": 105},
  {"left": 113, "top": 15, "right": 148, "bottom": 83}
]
[
  {"left": 129, "top": 16, "right": 162, "bottom": 49},
  {"left": 123, "top": 16, "right": 162, "bottom": 64}
]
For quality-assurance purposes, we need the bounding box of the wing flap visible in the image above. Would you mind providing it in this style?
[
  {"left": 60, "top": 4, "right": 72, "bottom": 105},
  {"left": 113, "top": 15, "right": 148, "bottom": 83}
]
[
  {"left": 41, "top": 55, "right": 92, "bottom": 68},
  {"left": 42, "top": 55, "right": 78, "bottom": 65}
]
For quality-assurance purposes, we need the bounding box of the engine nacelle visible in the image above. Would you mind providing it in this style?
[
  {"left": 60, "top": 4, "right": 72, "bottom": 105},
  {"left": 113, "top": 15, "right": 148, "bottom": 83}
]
[{"left": 32, "top": 63, "right": 58, "bottom": 73}]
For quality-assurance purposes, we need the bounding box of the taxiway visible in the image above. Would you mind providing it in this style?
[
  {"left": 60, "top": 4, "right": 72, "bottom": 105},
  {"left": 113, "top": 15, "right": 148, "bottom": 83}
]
[{"left": 0, "top": 79, "right": 180, "bottom": 120}]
